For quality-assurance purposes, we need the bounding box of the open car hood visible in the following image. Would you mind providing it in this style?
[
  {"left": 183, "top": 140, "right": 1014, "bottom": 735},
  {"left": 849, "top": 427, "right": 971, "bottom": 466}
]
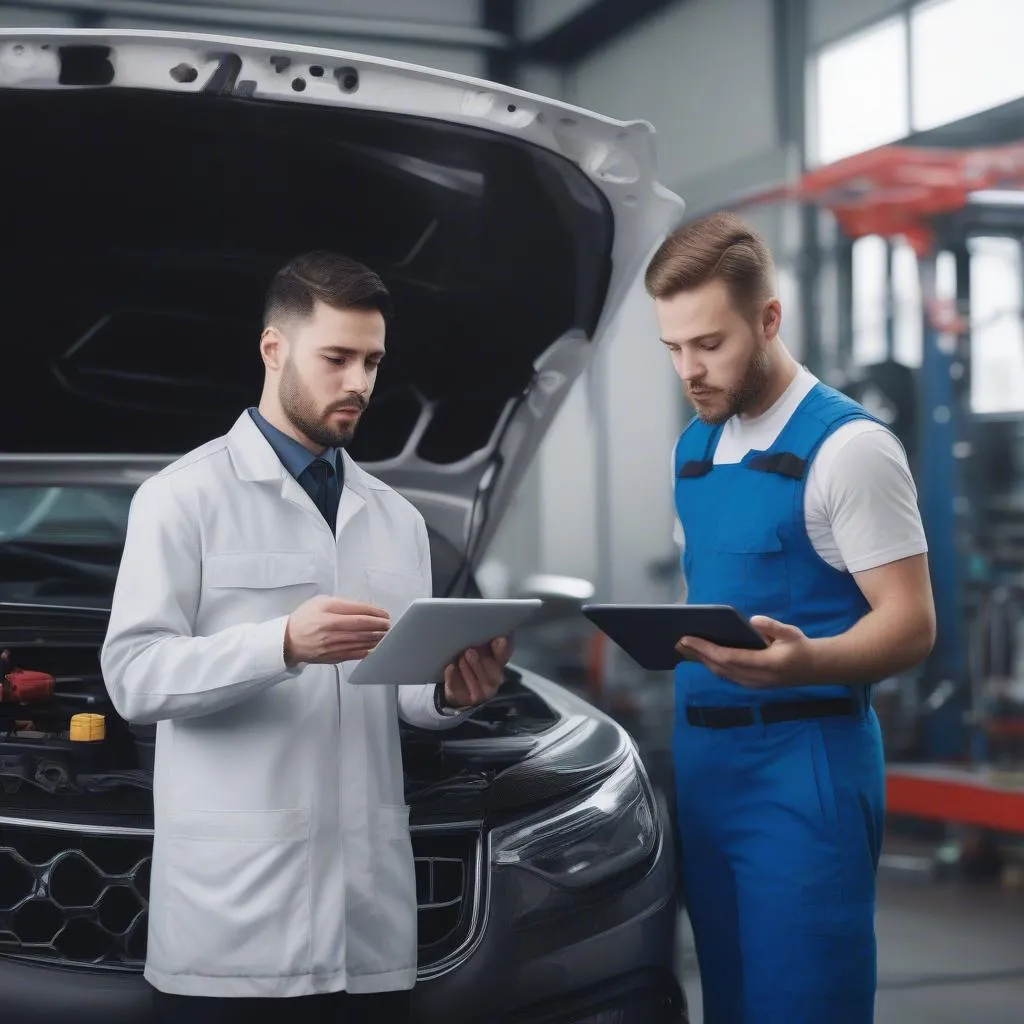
[{"left": 0, "top": 29, "right": 684, "bottom": 585}]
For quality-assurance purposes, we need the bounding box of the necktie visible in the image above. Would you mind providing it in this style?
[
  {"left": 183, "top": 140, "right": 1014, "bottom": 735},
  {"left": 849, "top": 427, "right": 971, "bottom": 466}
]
[{"left": 305, "top": 456, "right": 340, "bottom": 533}]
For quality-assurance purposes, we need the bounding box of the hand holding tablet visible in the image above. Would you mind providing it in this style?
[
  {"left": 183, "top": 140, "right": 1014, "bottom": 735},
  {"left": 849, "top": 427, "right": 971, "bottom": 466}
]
[
  {"left": 581, "top": 603, "right": 768, "bottom": 672},
  {"left": 346, "top": 598, "right": 542, "bottom": 687}
]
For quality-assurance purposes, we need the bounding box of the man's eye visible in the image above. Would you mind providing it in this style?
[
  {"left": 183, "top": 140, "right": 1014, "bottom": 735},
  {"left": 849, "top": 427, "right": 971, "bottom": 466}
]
[
  {"left": 700, "top": 342, "right": 720, "bottom": 352},
  {"left": 324, "top": 356, "right": 344, "bottom": 366}
]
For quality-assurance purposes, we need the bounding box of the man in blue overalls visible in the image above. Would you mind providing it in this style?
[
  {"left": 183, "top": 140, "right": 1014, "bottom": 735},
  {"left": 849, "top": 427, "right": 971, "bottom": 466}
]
[{"left": 644, "top": 213, "right": 936, "bottom": 1023}]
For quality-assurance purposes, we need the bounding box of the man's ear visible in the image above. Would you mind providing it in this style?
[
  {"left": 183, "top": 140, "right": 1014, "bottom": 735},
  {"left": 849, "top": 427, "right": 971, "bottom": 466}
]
[
  {"left": 762, "top": 297, "right": 782, "bottom": 342},
  {"left": 260, "top": 326, "right": 285, "bottom": 371}
]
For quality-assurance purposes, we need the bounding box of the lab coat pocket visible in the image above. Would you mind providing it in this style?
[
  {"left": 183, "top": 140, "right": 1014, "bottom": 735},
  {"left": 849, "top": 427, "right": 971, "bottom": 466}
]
[
  {"left": 204, "top": 551, "right": 319, "bottom": 590},
  {"left": 201, "top": 551, "right": 322, "bottom": 626},
  {"left": 347, "top": 804, "right": 417, "bottom": 977},
  {"left": 164, "top": 807, "right": 312, "bottom": 978},
  {"left": 377, "top": 804, "right": 416, "bottom": 921},
  {"left": 366, "top": 566, "right": 422, "bottom": 620}
]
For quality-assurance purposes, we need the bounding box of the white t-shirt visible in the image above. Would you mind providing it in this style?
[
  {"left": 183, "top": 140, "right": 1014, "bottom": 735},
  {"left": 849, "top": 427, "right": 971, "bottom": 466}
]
[{"left": 672, "top": 366, "right": 928, "bottom": 574}]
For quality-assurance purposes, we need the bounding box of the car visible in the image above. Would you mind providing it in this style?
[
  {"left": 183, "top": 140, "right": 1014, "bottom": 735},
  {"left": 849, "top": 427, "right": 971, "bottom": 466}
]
[{"left": 0, "top": 26, "right": 687, "bottom": 1024}]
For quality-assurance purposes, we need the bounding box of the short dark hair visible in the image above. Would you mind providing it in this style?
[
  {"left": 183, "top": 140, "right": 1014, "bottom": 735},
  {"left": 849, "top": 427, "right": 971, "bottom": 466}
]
[
  {"left": 645, "top": 211, "right": 775, "bottom": 316},
  {"left": 263, "top": 251, "right": 392, "bottom": 328}
]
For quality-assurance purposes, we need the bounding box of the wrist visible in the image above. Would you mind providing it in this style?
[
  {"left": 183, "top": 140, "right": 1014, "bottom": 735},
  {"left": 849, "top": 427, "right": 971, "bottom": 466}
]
[
  {"left": 283, "top": 620, "right": 297, "bottom": 668},
  {"left": 802, "top": 636, "right": 831, "bottom": 685},
  {"left": 434, "top": 681, "right": 464, "bottom": 715}
]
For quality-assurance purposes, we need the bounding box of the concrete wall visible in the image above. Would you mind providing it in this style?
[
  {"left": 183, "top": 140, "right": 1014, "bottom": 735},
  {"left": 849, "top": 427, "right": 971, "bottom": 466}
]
[
  {"left": 1, "top": 5, "right": 76, "bottom": 25},
  {"left": 808, "top": 0, "right": 905, "bottom": 48},
  {"left": 569, "top": 0, "right": 777, "bottom": 195},
  {"left": 493, "top": 0, "right": 792, "bottom": 603},
  {"left": 518, "top": 0, "right": 595, "bottom": 42}
]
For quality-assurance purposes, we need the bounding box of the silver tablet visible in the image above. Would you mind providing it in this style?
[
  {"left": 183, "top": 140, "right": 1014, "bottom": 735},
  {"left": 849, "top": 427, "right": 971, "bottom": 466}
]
[{"left": 346, "top": 598, "right": 543, "bottom": 686}]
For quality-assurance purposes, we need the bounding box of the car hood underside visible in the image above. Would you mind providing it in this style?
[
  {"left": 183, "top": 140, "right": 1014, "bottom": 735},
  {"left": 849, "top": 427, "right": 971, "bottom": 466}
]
[{"left": 0, "top": 30, "right": 684, "bottom": 583}]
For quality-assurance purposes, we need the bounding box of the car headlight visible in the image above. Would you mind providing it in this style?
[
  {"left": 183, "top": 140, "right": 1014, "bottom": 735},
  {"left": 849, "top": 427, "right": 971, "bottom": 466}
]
[{"left": 490, "top": 754, "right": 658, "bottom": 889}]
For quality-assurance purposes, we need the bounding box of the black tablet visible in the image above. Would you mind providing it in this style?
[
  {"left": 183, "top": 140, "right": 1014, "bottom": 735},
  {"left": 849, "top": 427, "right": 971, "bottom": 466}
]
[{"left": 581, "top": 603, "right": 768, "bottom": 672}]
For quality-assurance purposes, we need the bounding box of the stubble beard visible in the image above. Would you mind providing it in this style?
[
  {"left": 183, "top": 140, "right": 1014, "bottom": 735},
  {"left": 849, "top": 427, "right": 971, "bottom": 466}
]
[
  {"left": 279, "top": 356, "right": 362, "bottom": 449},
  {"left": 693, "top": 347, "right": 772, "bottom": 425}
]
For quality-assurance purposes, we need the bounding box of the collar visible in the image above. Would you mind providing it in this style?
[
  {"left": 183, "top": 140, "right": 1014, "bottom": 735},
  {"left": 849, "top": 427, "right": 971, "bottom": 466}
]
[
  {"left": 247, "top": 407, "right": 340, "bottom": 480},
  {"left": 226, "top": 410, "right": 387, "bottom": 493}
]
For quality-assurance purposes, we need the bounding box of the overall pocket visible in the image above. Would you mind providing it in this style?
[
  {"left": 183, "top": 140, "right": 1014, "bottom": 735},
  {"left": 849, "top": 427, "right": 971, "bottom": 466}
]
[
  {"left": 163, "top": 807, "right": 311, "bottom": 977},
  {"left": 711, "top": 523, "right": 790, "bottom": 622}
]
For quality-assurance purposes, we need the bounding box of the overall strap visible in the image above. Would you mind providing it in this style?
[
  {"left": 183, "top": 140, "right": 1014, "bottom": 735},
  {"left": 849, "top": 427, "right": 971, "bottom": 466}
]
[
  {"left": 746, "top": 383, "right": 881, "bottom": 482},
  {"left": 674, "top": 417, "right": 724, "bottom": 480}
]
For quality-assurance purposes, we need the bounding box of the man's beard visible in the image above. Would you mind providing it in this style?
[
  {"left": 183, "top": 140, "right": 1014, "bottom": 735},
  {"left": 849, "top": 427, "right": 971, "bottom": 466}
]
[
  {"left": 691, "top": 347, "right": 771, "bottom": 425},
  {"left": 279, "top": 357, "right": 365, "bottom": 449}
]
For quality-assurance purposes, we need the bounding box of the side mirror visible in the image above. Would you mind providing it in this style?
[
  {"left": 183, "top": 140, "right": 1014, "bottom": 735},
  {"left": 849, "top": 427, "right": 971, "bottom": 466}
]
[{"left": 514, "top": 574, "right": 595, "bottom": 625}]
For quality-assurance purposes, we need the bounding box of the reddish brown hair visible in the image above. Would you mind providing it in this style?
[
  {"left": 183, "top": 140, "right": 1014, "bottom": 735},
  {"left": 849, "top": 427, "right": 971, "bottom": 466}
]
[{"left": 644, "top": 211, "right": 775, "bottom": 315}]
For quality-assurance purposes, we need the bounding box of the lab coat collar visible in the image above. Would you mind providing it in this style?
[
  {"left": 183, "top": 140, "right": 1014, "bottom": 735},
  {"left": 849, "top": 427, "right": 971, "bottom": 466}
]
[{"left": 226, "top": 411, "right": 387, "bottom": 535}]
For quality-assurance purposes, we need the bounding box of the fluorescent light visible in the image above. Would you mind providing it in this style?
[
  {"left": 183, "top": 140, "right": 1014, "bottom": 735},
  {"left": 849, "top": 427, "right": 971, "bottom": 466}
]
[{"left": 967, "top": 189, "right": 1024, "bottom": 206}]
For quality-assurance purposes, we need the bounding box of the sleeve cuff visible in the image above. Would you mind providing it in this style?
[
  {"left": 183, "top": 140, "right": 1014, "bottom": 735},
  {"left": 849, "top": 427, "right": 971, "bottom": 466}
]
[
  {"left": 250, "top": 615, "right": 304, "bottom": 679},
  {"left": 433, "top": 682, "right": 465, "bottom": 717}
]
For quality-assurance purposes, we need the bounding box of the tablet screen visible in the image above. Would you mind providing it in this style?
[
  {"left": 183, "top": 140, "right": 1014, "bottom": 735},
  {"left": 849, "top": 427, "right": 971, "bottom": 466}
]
[{"left": 582, "top": 603, "right": 767, "bottom": 672}]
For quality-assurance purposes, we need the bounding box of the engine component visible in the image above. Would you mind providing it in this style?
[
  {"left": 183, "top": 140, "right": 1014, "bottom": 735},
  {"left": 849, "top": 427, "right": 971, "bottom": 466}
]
[
  {"left": 1, "top": 649, "right": 104, "bottom": 706},
  {"left": 69, "top": 713, "right": 106, "bottom": 743}
]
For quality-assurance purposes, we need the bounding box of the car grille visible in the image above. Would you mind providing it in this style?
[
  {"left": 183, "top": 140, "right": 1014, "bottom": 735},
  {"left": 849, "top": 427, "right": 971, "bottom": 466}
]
[
  {"left": 0, "top": 819, "right": 481, "bottom": 974},
  {"left": 412, "top": 828, "right": 483, "bottom": 975}
]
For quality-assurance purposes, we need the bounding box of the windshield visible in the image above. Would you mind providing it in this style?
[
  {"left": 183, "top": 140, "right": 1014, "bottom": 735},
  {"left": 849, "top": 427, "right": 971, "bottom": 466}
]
[
  {"left": 0, "top": 484, "right": 135, "bottom": 607},
  {"left": 0, "top": 480, "right": 477, "bottom": 605}
]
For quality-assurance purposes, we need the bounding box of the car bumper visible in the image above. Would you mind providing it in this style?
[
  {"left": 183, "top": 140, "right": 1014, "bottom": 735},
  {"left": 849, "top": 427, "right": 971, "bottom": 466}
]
[
  {"left": 411, "top": 800, "right": 686, "bottom": 1023},
  {"left": 0, "top": 957, "right": 154, "bottom": 1024},
  {"left": 1, "top": 808, "right": 685, "bottom": 1024}
]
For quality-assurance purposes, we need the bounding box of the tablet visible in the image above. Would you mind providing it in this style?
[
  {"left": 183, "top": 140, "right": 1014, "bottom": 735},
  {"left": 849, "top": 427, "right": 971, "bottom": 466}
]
[
  {"left": 581, "top": 603, "right": 768, "bottom": 672},
  {"left": 346, "top": 598, "right": 543, "bottom": 686}
]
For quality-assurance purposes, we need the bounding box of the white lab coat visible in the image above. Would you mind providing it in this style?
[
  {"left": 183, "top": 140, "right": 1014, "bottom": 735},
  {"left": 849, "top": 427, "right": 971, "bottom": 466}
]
[{"left": 101, "top": 411, "right": 466, "bottom": 999}]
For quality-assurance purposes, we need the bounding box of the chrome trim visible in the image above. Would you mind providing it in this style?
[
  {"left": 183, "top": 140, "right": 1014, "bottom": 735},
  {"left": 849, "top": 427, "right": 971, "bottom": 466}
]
[
  {"left": 418, "top": 854, "right": 466, "bottom": 911},
  {"left": 409, "top": 820, "right": 483, "bottom": 833},
  {"left": 414, "top": 828, "right": 488, "bottom": 982},
  {"left": 0, "top": 816, "right": 152, "bottom": 837},
  {"left": 0, "top": 815, "right": 485, "bottom": 838},
  {"left": 0, "top": 455, "right": 173, "bottom": 487},
  {"left": 0, "top": 600, "right": 111, "bottom": 616},
  {"left": 439, "top": 735, "right": 538, "bottom": 756},
  {"left": 0, "top": 814, "right": 490, "bottom": 980}
]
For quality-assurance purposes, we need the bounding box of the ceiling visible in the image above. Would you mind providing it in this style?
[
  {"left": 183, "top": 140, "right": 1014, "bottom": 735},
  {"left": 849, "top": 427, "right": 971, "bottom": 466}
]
[{"left": 3, "top": 0, "right": 682, "bottom": 70}]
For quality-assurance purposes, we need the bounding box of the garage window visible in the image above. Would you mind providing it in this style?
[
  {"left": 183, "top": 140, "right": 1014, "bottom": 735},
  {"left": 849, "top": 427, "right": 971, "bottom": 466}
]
[
  {"left": 969, "top": 237, "right": 1024, "bottom": 415},
  {"left": 808, "top": 16, "right": 909, "bottom": 167},
  {"left": 911, "top": 0, "right": 1024, "bottom": 132}
]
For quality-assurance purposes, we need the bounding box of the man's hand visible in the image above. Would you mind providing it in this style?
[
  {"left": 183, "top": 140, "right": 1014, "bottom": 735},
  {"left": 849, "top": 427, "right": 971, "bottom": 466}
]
[
  {"left": 442, "top": 636, "right": 513, "bottom": 708},
  {"left": 676, "top": 616, "right": 817, "bottom": 689},
  {"left": 284, "top": 596, "right": 390, "bottom": 666}
]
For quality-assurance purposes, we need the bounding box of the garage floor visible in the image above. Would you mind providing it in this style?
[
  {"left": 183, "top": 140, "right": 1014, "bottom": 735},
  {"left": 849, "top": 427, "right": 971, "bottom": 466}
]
[{"left": 676, "top": 858, "right": 1024, "bottom": 1023}]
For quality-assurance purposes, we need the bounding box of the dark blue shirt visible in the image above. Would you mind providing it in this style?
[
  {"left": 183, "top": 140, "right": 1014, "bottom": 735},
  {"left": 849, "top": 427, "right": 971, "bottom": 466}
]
[{"left": 248, "top": 407, "right": 343, "bottom": 530}]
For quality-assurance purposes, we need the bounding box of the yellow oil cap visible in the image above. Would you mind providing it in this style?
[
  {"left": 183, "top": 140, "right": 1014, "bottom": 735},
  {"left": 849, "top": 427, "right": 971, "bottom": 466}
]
[{"left": 69, "top": 713, "right": 106, "bottom": 742}]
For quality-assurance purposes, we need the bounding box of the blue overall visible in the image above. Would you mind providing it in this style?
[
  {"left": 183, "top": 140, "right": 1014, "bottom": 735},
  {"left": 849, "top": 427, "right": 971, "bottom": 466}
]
[{"left": 672, "top": 382, "right": 886, "bottom": 1024}]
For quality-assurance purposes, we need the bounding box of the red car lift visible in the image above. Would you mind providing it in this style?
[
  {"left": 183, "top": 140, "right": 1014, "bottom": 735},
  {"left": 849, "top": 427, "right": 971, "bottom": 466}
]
[{"left": 733, "top": 142, "right": 1024, "bottom": 835}]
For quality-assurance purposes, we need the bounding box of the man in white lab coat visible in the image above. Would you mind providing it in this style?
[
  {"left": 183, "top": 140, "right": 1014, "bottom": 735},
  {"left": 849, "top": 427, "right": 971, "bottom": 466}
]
[{"left": 101, "top": 251, "right": 512, "bottom": 1024}]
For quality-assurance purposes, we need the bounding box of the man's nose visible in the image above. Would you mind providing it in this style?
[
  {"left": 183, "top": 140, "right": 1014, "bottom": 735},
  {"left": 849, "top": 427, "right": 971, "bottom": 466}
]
[
  {"left": 676, "top": 350, "right": 703, "bottom": 382},
  {"left": 342, "top": 364, "right": 371, "bottom": 396}
]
